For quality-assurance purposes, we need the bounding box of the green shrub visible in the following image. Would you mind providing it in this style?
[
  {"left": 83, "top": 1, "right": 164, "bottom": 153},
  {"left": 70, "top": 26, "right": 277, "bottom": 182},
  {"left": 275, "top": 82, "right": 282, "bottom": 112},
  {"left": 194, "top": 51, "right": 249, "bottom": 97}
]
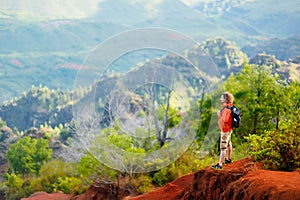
[
  {"left": 246, "top": 120, "right": 300, "bottom": 171},
  {"left": 77, "top": 153, "right": 118, "bottom": 183},
  {"left": 152, "top": 163, "right": 177, "bottom": 186},
  {"left": 231, "top": 142, "right": 250, "bottom": 161},
  {"left": 53, "top": 176, "right": 84, "bottom": 195},
  {"left": 132, "top": 175, "right": 154, "bottom": 194},
  {"left": 36, "top": 159, "right": 77, "bottom": 193},
  {"left": 4, "top": 173, "right": 26, "bottom": 200}
]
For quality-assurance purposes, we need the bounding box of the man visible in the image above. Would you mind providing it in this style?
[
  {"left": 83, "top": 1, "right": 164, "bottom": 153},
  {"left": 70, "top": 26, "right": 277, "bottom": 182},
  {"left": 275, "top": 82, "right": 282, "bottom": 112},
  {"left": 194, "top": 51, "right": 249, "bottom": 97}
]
[{"left": 211, "top": 92, "right": 234, "bottom": 170}]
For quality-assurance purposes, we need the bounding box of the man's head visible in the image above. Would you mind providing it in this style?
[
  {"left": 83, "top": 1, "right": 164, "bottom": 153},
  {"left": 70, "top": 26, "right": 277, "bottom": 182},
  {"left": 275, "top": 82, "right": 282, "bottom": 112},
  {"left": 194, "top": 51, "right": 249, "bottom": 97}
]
[{"left": 221, "top": 92, "right": 234, "bottom": 103}]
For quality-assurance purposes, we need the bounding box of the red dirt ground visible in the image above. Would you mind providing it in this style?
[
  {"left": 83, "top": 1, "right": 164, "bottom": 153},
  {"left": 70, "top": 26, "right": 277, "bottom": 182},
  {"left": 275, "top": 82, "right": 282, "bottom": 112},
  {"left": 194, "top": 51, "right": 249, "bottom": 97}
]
[
  {"left": 128, "top": 158, "right": 300, "bottom": 200},
  {"left": 22, "top": 157, "right": 300, "bottom": 200},
  {"left": 127, "top": 157, "right": 263, "bottom": 200},
  {"left": 21, "top": 192, "right": 72, "bottom": 200}
]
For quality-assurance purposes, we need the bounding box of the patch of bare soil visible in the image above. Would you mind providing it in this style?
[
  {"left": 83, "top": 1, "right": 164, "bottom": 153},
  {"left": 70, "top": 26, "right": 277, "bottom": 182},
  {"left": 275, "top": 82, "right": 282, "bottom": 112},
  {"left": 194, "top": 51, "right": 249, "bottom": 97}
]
[
  {"left": 71, "top": 180, "right": 136, "bottom": 200},
  {"left": 221, "top": 170, "right": 300, "bottom": 200},
  {"left": 21, "top": 192, "right": 72, "bottom": 200}
]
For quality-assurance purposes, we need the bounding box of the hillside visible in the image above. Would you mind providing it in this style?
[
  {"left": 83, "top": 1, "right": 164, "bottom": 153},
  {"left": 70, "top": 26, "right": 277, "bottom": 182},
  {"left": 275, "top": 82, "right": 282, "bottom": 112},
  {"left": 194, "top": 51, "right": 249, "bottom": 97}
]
[
  {"left": 242, "top": 36, "right": 300, "bottom": 61},
  {"left": 0, "top": 18, "right": 126, "bottom": 102},
  {"left": 1, "top": 0, "right": 299, "bottom": 102},
  {"left": 20, "top": 157, "right": 300, "bottom": 200},
  {"left": 1, "top": 37, "right": 299, "bottom": 132},
  {"left": 0, "top": 37, "right": 244, "bottom": 131},
  {"left": 0, "top": 86, "right": 77, "bottom": 131}
]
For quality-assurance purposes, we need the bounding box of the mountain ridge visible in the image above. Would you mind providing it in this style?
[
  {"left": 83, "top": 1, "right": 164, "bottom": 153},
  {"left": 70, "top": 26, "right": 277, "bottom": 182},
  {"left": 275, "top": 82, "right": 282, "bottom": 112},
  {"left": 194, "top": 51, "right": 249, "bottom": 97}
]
[{"left": 0, "top": 37, "right": 299, "bottom": 132}]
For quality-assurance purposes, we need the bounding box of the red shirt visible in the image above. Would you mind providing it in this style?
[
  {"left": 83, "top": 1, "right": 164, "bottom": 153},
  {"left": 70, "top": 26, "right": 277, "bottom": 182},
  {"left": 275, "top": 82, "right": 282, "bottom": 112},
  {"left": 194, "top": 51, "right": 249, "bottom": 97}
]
[{"left": 218, "top": 103, "right": 233, "bottom": 132}]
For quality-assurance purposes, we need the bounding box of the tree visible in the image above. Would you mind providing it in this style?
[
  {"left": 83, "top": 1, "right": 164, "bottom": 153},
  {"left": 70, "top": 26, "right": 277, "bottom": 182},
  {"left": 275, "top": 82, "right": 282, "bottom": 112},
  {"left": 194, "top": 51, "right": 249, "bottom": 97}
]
[
  {"left": 224, "top": 64, "right": 287, "bottom": 136},
  {"left": 196, "top": 63, "right": 299, "bottom": 156},
  {"left": 101, "top": 82, "right": 182, "bottom": 148},
  {"left": 69, "top": 60, "right": 203, "bottom": 174},
  {"left": 6, "top": 136, "right": 52, "bottom": 175}
]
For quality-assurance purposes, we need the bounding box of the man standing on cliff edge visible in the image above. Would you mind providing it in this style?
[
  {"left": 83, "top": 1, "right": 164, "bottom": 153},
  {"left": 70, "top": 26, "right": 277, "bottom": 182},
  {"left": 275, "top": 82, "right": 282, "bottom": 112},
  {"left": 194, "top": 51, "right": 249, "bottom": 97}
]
[{"left": 211, "top": 92, "right": 234, "bottom": 170}]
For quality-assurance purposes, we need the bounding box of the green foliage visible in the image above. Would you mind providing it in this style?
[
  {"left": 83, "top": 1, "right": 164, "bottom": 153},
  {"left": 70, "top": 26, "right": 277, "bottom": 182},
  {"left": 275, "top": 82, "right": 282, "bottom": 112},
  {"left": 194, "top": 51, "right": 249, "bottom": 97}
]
[
  {"left": 36, "top": 159, "right": 77, "bottom": 193},
  {"left": 132, "top": 174, "right": 153, "bottom": 194},
  {"left": 230, "top": 137, "right": 250, "bottom": 160},
  {"left": 76, "top": 153, "right": 118, "bottom": 183},
  {"left": 157, "top": 105, "right": 182, "bottom": 129},
  {"left": 152, "top": 143, "right": 202, "bottom": 186},
  {"left": 10, "top": 159, "right": 84, "bottom": 197},
  {"left": 53, "top": 176, "right": 83, "bottom": 195},
  {"left": 197, "top": 63, "right": 300, "bottom": 168},
  {"left": 224, "top": 64, "right": 291, "bottom": 136},
  {"left": 175, "top": 144, "right": 203, "bottom": 175},
  {"left": 108, "top": 133, "right": 140, "bottom": 152},
  {"left": 1, "top": 84, "right": 90, "bottom": 131},
  {"left": 76, "top": 154, "right": 100, "bottom": 179},
  {"left": 284, "top": 82, "right": 300, "bottom": 120},
  {"left": 4, "top": 173, "right": 26, "bottom": 200},
  {"left": 6, "top": 136, "right": 52, "bottom": 175},
  {"left": 2, "top": 61, "right": 299, "bottom": 199},
  {"left": 196, "top": 94, "right": 213, "bottom": 141},
  {"left": 246, "top": 120, "right": 300, "bottom": 171},
  {"left": 6, "top": 158, "right": 95, "bottom": 198},
  {"left": 33, "top": 138, "right": 53, "bottom": 172},
  {"left": 152, "top": 164, "right": 177, "bottom": 186}
]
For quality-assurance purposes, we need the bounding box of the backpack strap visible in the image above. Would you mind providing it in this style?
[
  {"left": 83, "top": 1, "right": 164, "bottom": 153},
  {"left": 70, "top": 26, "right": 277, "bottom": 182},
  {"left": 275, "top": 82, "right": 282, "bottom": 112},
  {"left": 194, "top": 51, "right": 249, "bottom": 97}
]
[
  {"left": 220, "top": 106, "right": 232, "bottom": 114},
  {"left": 225, "top": 105, "right": 232, "bottom": 110}
]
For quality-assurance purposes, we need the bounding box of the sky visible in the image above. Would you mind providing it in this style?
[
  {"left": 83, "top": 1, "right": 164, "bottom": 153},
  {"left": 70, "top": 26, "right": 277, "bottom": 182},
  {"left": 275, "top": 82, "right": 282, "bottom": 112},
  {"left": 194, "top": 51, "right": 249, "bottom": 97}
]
[
  {"left": 0, "top": 0, "right": 102, "bottom": 19},
  {"left": 0, "top": 0, "right": 298, "bottom": 21},
  {"left": 1, "top": 0, "right": 192, "bottom": 20}
]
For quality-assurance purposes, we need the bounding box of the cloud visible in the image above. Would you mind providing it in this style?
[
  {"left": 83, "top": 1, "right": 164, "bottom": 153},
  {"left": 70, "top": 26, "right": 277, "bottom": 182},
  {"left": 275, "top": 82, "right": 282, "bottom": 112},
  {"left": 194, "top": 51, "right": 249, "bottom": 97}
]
[
  {"left": 144, "top": 0, "right": 163, "bottom": 18},
  {"left": 180, "top": 0, "right": 258, "bottom": 8},
  {"left": 180, "top": 0, "right": 202, "bottom": 7},
  {"left": 0, "top": 0, "right": 104, "bottom": 20},
  {"left": 127, "top": 0, "right": 163, "bottom": 18}
]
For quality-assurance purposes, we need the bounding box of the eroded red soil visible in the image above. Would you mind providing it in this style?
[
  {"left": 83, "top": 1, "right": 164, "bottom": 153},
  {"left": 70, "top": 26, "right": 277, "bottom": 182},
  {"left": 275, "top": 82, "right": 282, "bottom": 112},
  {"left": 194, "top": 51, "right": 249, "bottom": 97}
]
[
  {"left": 21, "top": 158, "right": 300, "bottom": 200},
  {"left": 127, "top": 157, "right": 300, "bottom": 200},
  {"left": 21, "top": 192, "right": 72, "bottom": 200}
]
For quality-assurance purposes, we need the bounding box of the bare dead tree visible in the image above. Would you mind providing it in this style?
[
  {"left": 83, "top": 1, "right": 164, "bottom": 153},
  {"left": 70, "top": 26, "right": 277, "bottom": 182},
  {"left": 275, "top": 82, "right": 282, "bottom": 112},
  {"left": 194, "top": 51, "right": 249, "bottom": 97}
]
[
  {"left": 147, "top": 83, "right": 162, "bottom": 144},
  {"left": 61, "top": 109, "right": 101, "bottom": 162},
  {"left": 64, "top": 59, "right": 200, "bottom": 174},
  {"left": 161, "top": 89, "right": 172, "bottom": 147},
  {"left": 198, "top": 86, "right": 206, "bottom": 121}
]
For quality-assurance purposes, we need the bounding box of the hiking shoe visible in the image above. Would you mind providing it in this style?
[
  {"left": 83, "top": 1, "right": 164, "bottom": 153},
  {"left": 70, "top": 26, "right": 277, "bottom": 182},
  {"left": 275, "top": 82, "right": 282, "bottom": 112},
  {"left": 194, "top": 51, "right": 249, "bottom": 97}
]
[
  {"left": 211, "top": 163, "right": 222, "bottom": 170},
  {"left": 225, "top": 158, "right": 232, "bottom": 164}
]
